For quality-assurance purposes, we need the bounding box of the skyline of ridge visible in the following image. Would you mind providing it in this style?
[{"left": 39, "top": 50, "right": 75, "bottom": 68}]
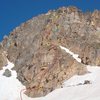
[{"left": 0, "top": 0, "right": 100, "bottom": 41}]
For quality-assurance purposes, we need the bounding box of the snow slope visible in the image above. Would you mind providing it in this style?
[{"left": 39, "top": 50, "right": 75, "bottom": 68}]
[
  {"left": 0, "top": 46, "right": 100, "bottom": 100},
  {"left": 0, "top": 61, "right": 25, "bottom": 100},
  {"left": 44, "top": 66, "right": 100, "bottom": 100}
]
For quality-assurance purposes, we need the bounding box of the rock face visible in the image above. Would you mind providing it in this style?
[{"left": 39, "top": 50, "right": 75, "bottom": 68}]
[
  {"left": 0, "top": 44, "right": 8, "bottom": 69},
  {"left": 22, "top": 46, "right": 87, "bottom": 97},
  {"left": 1, "top": 6, "right": 100, "bottom": 97}
]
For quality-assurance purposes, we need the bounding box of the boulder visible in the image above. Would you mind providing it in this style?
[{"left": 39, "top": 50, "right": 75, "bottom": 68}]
[{"left": 3, "top": 69, "right": 11, "bottom": 77}]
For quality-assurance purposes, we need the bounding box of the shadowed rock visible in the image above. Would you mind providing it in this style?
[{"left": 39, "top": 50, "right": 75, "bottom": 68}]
[{"left": 3, "top": 69, "right": 11, "bottom": 77}]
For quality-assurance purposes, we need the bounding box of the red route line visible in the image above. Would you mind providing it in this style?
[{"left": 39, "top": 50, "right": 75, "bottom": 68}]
[{"left": 20, "top": 88, "right": 26, "bottom": 100}]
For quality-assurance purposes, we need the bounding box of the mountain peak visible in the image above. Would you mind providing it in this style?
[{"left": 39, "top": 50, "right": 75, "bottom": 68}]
[{"left": 1, "top": 6, "right": 100, "bottom": 97}]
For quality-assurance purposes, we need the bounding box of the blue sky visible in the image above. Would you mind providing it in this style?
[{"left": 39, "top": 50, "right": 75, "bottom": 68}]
[{"left": 0, "top": 0, "right": 100, "bottom": 41}]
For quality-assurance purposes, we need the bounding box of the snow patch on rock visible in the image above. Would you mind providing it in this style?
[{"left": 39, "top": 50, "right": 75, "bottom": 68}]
[{"left": 60, "top": 46, "right": 81, "bottom": 63}]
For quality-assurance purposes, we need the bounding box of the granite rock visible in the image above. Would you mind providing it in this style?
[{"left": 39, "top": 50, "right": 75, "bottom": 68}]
[{"left": 1, "top": 6, "right": 100, "bottom": 97}]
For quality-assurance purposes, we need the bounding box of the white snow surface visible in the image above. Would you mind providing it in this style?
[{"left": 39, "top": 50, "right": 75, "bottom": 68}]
[
  {"left": 44, "top": 66, "right": 100, "bottom": 100},
  {"left": 0, "top": 61, "right": 25, "bottom": 100},
  {"left": 0, "top": 46, "right": 100, "bottom": 100},
  {"left": 60, "top": 46, "right": 81, "bottom": 62}
]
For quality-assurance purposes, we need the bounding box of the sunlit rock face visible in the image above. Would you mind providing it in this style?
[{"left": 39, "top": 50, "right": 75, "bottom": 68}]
[
  {"left": 1, "top": 6, "right": 100, "bottom": 97},
  {"left": 0, "top": 45, "right": 8, "bottom": 70}
]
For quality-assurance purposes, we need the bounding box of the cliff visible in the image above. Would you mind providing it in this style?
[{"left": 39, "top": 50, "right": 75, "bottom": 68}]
[{"left": 1, "top": 6, "right": 100, "bottom": 97}]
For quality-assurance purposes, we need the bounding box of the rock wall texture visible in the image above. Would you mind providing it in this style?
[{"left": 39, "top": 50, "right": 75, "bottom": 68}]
[
  {"left": 1, "top": 6, "right": 100, "bottom": 97},
  {"left": 0, "top": 44, "right": 8, "bottom": 69}
]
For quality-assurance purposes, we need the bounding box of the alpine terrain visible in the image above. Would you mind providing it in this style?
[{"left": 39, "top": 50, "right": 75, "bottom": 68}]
[{"left": 0, "top": 6, "right": 100, "bottom": 100}]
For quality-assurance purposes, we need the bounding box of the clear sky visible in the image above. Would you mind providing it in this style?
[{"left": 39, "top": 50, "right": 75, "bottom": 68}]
[{"left": 0, "top": 0, "right": 100, "bottom": 41}]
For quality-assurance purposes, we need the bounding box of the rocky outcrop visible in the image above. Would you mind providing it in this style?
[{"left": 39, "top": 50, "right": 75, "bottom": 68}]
[
  {"left": 2, "top": 7, "right": 100, "bottom": 66},
  {"left": 0, "top": 44, "right": 8, "bottom": 69},
  {"left": 1, "top": 6, "right": 100, "bottom": 97},
  {"left": 19, "top": 46, "right": 87, "bottom": 97}
]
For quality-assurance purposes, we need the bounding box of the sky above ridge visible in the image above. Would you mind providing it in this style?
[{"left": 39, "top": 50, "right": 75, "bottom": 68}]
[{"left": 0, "top": 0, "right": 100, "bottom": 41}]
